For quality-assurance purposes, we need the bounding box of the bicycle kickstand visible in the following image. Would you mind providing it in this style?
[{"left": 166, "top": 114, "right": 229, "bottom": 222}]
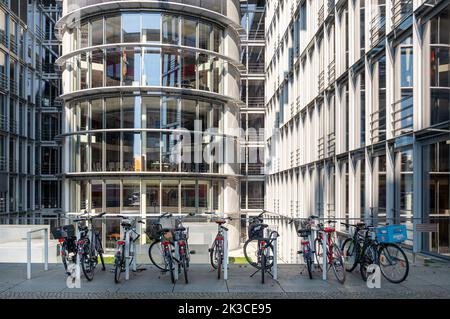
[{"left": 250, "top": 268, "right": 261, "bottom": 278}]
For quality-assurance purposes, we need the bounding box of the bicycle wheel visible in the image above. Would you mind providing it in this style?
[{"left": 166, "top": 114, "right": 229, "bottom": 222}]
[
  {"left": 114, "top": 246, "right": 125, "bottom": 284},
  {"left": 304, "top": 248, "right": 313, "bottom": 280},
  {"left": 330, "top": 244, "right": 346, "bottom": 284},
  {"left": 167, "top": 255, "right": 175, "bottom": 284},
  {"left": 181, "top": 256, "right": 189, "bottom": 284},
  {"left": 81, "top": 243, "right": 95, "bottom": 281},
  {"left": 61, "top": 244, "right": 69, "bottom": 274},
  {"left": 314, "top": 238, "right": 324, "bottom": 271},
  {"left": 217, "top": 247, "right": 222, "bottom": 280},
  {"left": 378, "top": 243, "right": 409, "bottom": 284},
  {"left": 360, "top": 244, "right": 377, "bottom": 282},
  {"left": 244, "top": 239, "right": 274, "bottom": 269},
  {"left": 341, "top": 237, "right": 358, "bottom": 272},
  {"left": 149, "top": 240, "right": 173, "bottom": 270},
  {"left": 261, "top": 252, "right": 266, "bottom": 284},
  {"left": 96, "top": 236, "right": 105, "bottom": 271},
  {"left": 209, "top": 241, "right": 219, "bottom": 269}
]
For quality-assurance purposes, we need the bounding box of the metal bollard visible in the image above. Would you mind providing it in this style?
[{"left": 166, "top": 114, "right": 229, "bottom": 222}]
[
  {"left": 223, "top": 228, "right": 228, "bottom": 280},
  {"left": 273, "top": 236, "right": 278, "bottom": 280},
  {"left": 322, "top": 231, "right": 327, "bottom": 281}
]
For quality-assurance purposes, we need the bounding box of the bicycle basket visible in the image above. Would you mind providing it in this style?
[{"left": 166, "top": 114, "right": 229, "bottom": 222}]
[
  {"left": 145, "top": 222, "right": 162, "bottom": 240},
  {"left": 248, "top": 223, "right": 264, "bottom": 240},
  {"left": 51, "top": 224, "right": 75, "bottom": 239},
  {"left": 159, "top": 216, "right": 181, "bottom": 230}
]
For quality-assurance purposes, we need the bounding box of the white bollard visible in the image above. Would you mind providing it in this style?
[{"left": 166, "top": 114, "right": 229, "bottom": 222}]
[
  {"left": 174, "top": 241, "right": 179, "bottom": 281},
  {"left": 223, "top": 228, "right": 228, "bottom": 280},
  {"left": 27, "top": 232, "right": 31, "bottom": 280},
  {"left": 44, "top": 229, "right": 48, "bottom": 271},
  {"left": 125, "top": 231, "right": 130, "bottom": 280},
  {"left": 273, "top": 236, "right": 278, "bottom": 280},
  {"left": 322, "top": 231, "right": 327, "bottom": 281}
]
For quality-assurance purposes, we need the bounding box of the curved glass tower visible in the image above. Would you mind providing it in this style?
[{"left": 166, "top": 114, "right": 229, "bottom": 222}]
[{"left": 56, "top": 1, "right": 243, "bottom": 242}]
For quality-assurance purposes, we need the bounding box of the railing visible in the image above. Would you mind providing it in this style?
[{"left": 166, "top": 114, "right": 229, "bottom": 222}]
[
  {"left": 327, "top": 0, "right": 335, "bottom": 15},
  {"left": 247, "top": 30, "right": 265, "bottom": 41},
  {"left": 327, "top": 132, "right": 336, "bottom": 157},
  {"left": 391, "top": 0, "right": 413, "bottom": 28},
  {"left": 328, "top": 59, "right": 336, "bottom": 83},
  {"left": 296, "top": 96, "right": 301, "bottom": 113},
  {"left": 0, "top": 114, "right": 7, "bottom": 131},
  {"left": 318, "top": 5, "right": 325, "bottom": 27},
  {"left": 10, "top": 80, "right": 18, "bottom": 96},
  {"left": 0, "top": 197, "right": 5, "bottom": 213},
  {"left": 248, "top": 63, "right": 265, "bottom": 74},
  {"left": 370, "top": 12, "right": 386, "bottom": 47},
  {"left": 40, "top": 163, "right": 58, "bottom": 175},
  {"left": 247, "top": 97, "right": 265, "bottom": 108},
  {"left": 10, "top": 38, "right": 17, "bottom": 54},
  {"left": 0, "top": 30, "right": 6, "bottom": 47},
  {"left": 247, "top": 198, "right": 265, "bottom": 210},
  {"left": 0, "top": 72, "right": 6, "bottom": 91},
  {"left": 318, "top": 70, "right": 325, "bottom": 92},
  {"left": 247, "top": 163, "right": 265, "bottom": 175},
  {"left": 27, "top": 228, "right": 49, "bottom": 280},
  {"left": 296, "top": 148, "right": 301, "bottom": 166},
  {"left": 370, "top": 109, "right": 387, "bottom": 143},
  {"left": 248, "top": 131, "right": 264, "bottom": 142},
  {"left": 9, "top": 158, "right": 18, "bottom": 173},
  {"left": 0, "top": 156, "right": 6, "bottom": 172},
  {"left": 392, "top": 94, "right": 413, "bottom": 137},
  {"left": 318, "top": 136, "right": 325, "bottom": 160}
]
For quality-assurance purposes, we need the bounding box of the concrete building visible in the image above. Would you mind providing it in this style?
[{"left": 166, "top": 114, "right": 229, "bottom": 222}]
[
  {"left": 56, "top": 0, "right": 243, "bottom": 249},
  {"left": 0, "top": 0, "right": 62, "bottom": 226},
  {"left": 265, "top": 0, "right": 450, "bottom": 261}
]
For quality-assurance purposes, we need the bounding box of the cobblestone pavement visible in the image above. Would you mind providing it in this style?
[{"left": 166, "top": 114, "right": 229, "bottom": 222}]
[{"left": 1, "top": 257, "right": 449, "bottom": 299}]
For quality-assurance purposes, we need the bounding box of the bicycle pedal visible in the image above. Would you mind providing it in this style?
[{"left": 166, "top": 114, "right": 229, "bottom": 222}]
[
  {"left": 190, "top": 250, "right": 196, "bottom": 255},
  {"left": 297, "top": 250, "right": 303, "bottom": 254}
]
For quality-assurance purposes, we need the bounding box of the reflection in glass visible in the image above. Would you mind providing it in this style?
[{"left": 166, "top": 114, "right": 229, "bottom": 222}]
[
  {"left": 146, "top": 182, "right": 160, "bottom": 213},
  {"left": 162, "top": 14, "right": 179, "bottom": 45},
  {"left": 182, "top": 51, "right": 196, "bottom": 89},
  {"left": 91, "top": 19, "right": 103, "bottom": 46},
  {"left": 106, "top": 132, "right": 120, "bottom": 171},
  {"left": 91, "top": 133, "right": 103, "bottom": 172},
  {"left": 91, "top": 182, "right": 103, "bottom": 213},
  {"left": 105, "top": 97, "right": 121, "bottom": 129},
  {"left": 143, "top": 96, "right": 160, "bottom": 128},
  {"left": 91, "top": 99, "right": 103, "bottom": 130},
  {"left": 181, "top": 181, "right": 196, "bottom": 214},
  {"left": 143, "top": 49, "right": 161, "bottom": 86},
  {"left": 122, "top": 48, "right": 141, "bottom": 86},
  {"left": 162, "top": 48, "right": 180, "bottom": 87},
  {"left": 142, "top": 13, "right": 161, "bottom": 43},
  {"left": 122, "top": 96, "right": 141, "bottom": 129},
  {"left": 106, "top": 181, "right": 120, "bottom": 213},
  {"left": 145, "top": 133, "right": 160, "bottom": 171},
  {"left": 182, "top": 18, "right": 197, "bottom": 47},
  {"left": 162, "top": 181, "right": 179, "bottom": 213},
  {"left": 91, "top": 50, "right": 104, "bottom": 88},
  {"left": 106, "top": 48, "right": 121, "bottom": 86},
  {"left": 123, "top": 182, "right": 140, "bottom": 212},
  {"left": 105, "top": 16, "right": 121, "bottom": 44},
  {"left": 123, "top": 14, "right": 141, "bottom": 43},
  {"left": 123, "top": 132, "right": 141, "bottom": 172}
]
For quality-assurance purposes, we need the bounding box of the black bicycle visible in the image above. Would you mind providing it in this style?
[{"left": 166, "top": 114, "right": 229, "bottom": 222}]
[
  {"left": 52, "top": 224, "right": 77, "bottom": 275},
  {"left": 243, "top": 211, "right": 274, "bottom": 269},
  {"left": 341, "top": 223, "right": 409, "bottom": 283},
  {"left": 74, "top": 212, "right": 106, "bottom": 281},
  {"left": 249, "top": 229, "right": 279, "bottom": 284},
  {"left": 207, "top": 212, "right": 232, "bottom": 279}
]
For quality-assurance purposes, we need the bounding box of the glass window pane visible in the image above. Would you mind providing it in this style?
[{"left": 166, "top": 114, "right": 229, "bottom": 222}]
[
  {"left": 162, "top": 48, "right": 180, "bottom": 87},
  {"left": 105, "top": 97, "right": 121, "bottom": 129},
  {"left": 91, "top": 133, "right": 103, "bottom": 172},
  {"left": 182, "top": 18, "right": 197, "bottom": 47},
  {"left": 199, "top": 22, "right": 212, "bottom": 50},
  {"left": 143, "top": 49, "right": 161, "bottom": 86},
  {"left": 145, "top": 133, "right": 160, "bottom": 172},
  {"left": 162, "top": 14, "right": 179, "bottom": 44},
  {"left": 106, "top": 48, "right": 121, "bottom": 86},
  {"left": 105, "top": 133, "right": 120, "bottom": 171},
  {"left": 80, "top": 23, "right": 88, "bottom": 48},
  {"left": 182, "top": 51, "right": 196, "bottom": 89},
  {"left": 123, "top": 14, "right": 141, "bottom": 43},
  {"left": 122, "top": 48, "right": 141, "bottom": 86},
  {"left": 198, "top": 181, "right": 208, "bottom": 212},
  {"left": 91, "top": 50, "right": 104, "bottom": 88},
  {"left": 123, "top": 132, "right": 142, "bottom": 172},
  {"left": 161, "top": 97, "right": 179, "bottom": 129},
  {"left": 143, "top": 96, "right": 160, "bottom": 128},
  {"left": 91, "top": 19, "right": 103, "bottom": 46},
  {"left": 123, "top": 182, "right": 140, "bottom": 212},
  {"left": 91, "top": 182, "right": 103, "bottom": 213},
  {"left": 105, "top": 16, "right": 121, "bottom": 44},
  {"left": 106, "top": 181, "right": 120, "bottom": 213},
  {"left": 198, "top": 53, "right": 211, "bottom": 91},
  {"left": 162, "top": 180, "right": 179, "bottom": 213},
  {"left": 80, "top": 53, "right": 88, "bottom": 89},
  {"left": 146, "top": 182, "right": 160, "bottom": 213},
  {"left": 122, "top": 96, "right": 141, "bottom": 129},
  {"left": 142, "top": 13, "right": 161, "bottom": 43},
  {"left": 181, "top": 181, "right": 196, "bottom": 214},
  {"left": 91, "top": 99, "right": 103, "bottom": 130},
  {"left": 181, "top": 99, "right": 196, "bottom": 131},
  {"left": 162, "top": 133, "right": 179, "bottom": 172}
]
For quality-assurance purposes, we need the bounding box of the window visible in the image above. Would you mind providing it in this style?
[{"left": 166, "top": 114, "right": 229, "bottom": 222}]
[
  {"left": 122, "top": 48, "right": 141, "bottom": 86},
  {"left": 143, "top": 49, "right": 161, "bottom": 86},
  {"left": 182, "top": 51, "right": 196, "bottom": 89},
  {"left": 162, "top": 14, "right": 178, "bottom": 44},
  {"left": 162, "top": 48, "right": 180, "bottom": 87},
  {"left": 142, "top": 13, "right": 161, "bottom": 43},
  {"left": 143, "top": 96, "right": 160, "bottom": 128},
  {"left": 91, "top": 19, "right": 103, "bottom": 46},
  {"left": 105, "top": 16, "right": 121, "bottom": 44},
  {"left": 145, "top": 133, "right": 160, "bottom": 172},
  {"left": 80, "top": 23, "right": 88, "bottom": 48},
  {"left": 162, "top": 181, "right": 179, "bottom": 213},
  {"left": 91, "top": 50, "right": 104, "bottom": 88},
  {"left": 122, "top": 133, "right": 141, "bottom": 172},
  {"left": 105, "top": 133, "right": 120, "bottom": 171},
  {"left": 91, "top": 133, "right": 103, "bottom": 172},
  {"left": 105, "top": 97, "right": 121, "bottom": 129},
  {"left": 91, "top": 99, "right": 103, "bottom": 130},
  {"left": 122, "top": 96, "right": 141, "bottom": 129},
  {"left": 182, "top": 18, "right": 197, "bottom": 47},
  {"left": 122, "top": 14, "right": 141, "bottom": 43},
  {"left": 106, "top": 48, "right": 121, "bottom": 86},
  {"left": 199, "top": 22, "right": 212, "bottom": 50}
]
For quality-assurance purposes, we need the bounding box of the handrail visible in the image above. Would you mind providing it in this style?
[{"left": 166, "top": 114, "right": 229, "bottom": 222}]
[{"left": 27, "top": 227, "right": 49, "bottom": 280}]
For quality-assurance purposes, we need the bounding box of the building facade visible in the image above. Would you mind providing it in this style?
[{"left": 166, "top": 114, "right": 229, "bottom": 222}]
[
  {"left": 57, "top": 0, "right": 243, "bottom": 248},
  {"left": 266, "top": 0, "right": 450, "bottom": 261},
  {"left": 0, "top": 0, "right": 62, "bottom": 226},
  {"left": 239, "top": 0, "right": 266, "bottom": 239}
]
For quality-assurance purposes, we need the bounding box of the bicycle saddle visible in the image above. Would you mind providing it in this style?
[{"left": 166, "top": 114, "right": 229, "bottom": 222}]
[
  {"left": 215, "top": 220, "right": 226, "bottom": 225},
  {"left": 174, "top": 227, "right": 186, "bottom": 232},
  {"left": 121, "top": 221, "right": 132, "bottom": 228},
  {"left": 324, "top": 227, "right": 335, "bottom": 233}
]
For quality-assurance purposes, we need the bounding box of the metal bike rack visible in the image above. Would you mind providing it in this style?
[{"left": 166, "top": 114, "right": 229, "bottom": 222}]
[
  {"left": 321, "top": 231, "right": 327, "bottom": 281},
  {"left": 273, "top": 235, "right": 278, "bottom": 280},
  {"left": 223, "top": 227, "right": 228, "bottom": 280},
  {"left": 26, "top": 228, "right": 49, "bottom": 279},
  {"left": 173, "top": 241, "right": 179, "bottom": 281}
]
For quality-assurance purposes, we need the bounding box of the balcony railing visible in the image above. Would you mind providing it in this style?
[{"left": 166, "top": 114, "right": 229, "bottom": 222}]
[
  {"left": 328, "top": 59, "right": 336, "bottom": 83},
  {"left": 318, "top": 70, "right": 325, "bottom": 92},
  {"left": 370, "top": 109, "right": 387, "bottom": 143},
  {"left": 370, "top": 12, "right": 386, "bottom": 47},
  {"left": 318, "top": 5, "right": 325, "bottom": 27},
  {"left": 247, "top": 30, "right": 265, "bottom": 41},
  {"left": 391, "top": 0, "right": 413, "bottom": 28},
  {"left": 247, "top": 97, "right": 265, "bottom": 108},
  {"left": 0, "top": 30, "right": 6, "bottom": 47},
  {"left": 247, "top": 163, "right": 265, "bottom": 175},
  {"left": 327, "top": 132, "right": 336, "bottom": 157},
  {"left": 392, "top": 94, "right": 413, "bottom": 137},
  {"left": 0, "top": 72, "right": 6, "bottom": 91},
  {"left": 248, "top": 63, "right": 265, "bottom": 74},
  {"left": 247, "top": 198, "right": 264, "bottom": 210},
  {"left": 40, "top": 163, "right": 58, "bottom": 175},
  {"left": 318, "top": 136, "right": 325, "bottom": 160},
  {"left": 0, "top": 156, "right": 6, "bottom": 172},
  {"left": 248, "top": 131, "right": 264, "bottom": 143}
]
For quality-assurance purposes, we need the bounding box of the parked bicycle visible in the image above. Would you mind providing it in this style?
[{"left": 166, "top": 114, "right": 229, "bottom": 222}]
[
  {"left": 52, "top": 224, "right": 77, "bottom": 275},
  {"left": 207, "top": 212, "right": 232, "bottom": 279},
  {"left": 341, "top": 222, "right": 409, "bottom": 283},
  {"left": 243, "top": 211, "right": 275, "bottom": 269},
  {"left": 314, "top": 220, "right": 346, "bottom": 284},
  {"left": 290, "top": 215, "right": 319, "bottom": 279},
  {"left": 113, "top": 215, "right": 145, "bottom": 283},
  {"left": 147, "top": 213, "right": 193, "bottom": 284},
  {"left": 74, "top": 212, "right": 106, "bottom": 281}
]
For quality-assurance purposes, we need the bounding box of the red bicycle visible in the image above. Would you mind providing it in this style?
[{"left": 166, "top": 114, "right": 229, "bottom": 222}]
[{"left": 314, "top": 220, "right": 346, "bottom": 284}]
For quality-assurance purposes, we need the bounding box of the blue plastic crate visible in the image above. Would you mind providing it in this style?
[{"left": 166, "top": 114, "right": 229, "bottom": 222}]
[{"left": 376, "top": 224, "right": 407, "bottom": 243}]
